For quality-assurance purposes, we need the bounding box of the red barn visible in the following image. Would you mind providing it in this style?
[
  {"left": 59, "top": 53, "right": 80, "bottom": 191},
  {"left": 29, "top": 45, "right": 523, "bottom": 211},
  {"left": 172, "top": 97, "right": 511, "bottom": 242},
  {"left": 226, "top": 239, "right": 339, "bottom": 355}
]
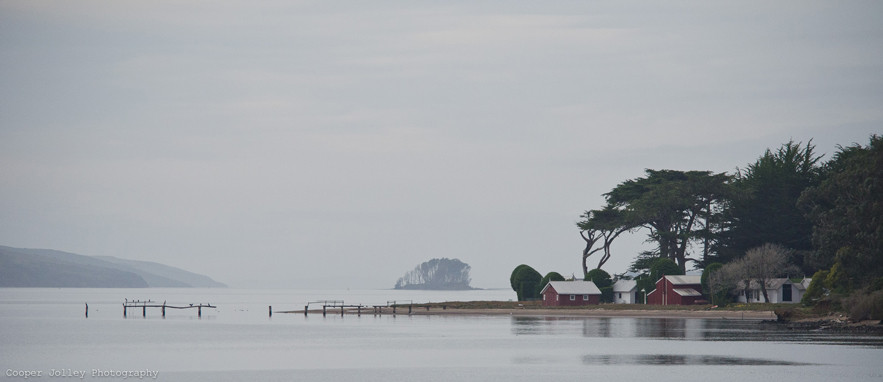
[
  {"left": 540, "top": 281, "right": 601, "bottom": 306},
  {"left": 646, "top": 275, "right": 705, "bottom": 305}
]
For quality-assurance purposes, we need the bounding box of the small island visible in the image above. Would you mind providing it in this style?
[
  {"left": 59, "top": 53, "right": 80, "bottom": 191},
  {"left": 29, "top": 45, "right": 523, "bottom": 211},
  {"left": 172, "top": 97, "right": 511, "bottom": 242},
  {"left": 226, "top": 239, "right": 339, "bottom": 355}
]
[{"left": 394, "top": 258, "right": 474, "bottom": 290}]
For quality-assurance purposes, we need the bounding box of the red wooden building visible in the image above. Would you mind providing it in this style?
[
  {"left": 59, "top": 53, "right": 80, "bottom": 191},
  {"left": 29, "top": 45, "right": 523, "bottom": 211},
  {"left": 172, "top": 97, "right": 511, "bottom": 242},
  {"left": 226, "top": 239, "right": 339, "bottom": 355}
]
[
  {"left": 646, "top": 275, "right": 705, "bottom": 305},
  {"left": 540, "top": 281, "right": 601, "bottom": 306}
]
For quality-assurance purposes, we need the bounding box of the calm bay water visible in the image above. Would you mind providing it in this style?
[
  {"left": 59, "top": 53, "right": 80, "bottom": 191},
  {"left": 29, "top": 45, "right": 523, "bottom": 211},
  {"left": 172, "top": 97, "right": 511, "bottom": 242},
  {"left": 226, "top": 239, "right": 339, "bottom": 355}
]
[{"left": 2, "top": 288, "right": 882, "bottom": 381}]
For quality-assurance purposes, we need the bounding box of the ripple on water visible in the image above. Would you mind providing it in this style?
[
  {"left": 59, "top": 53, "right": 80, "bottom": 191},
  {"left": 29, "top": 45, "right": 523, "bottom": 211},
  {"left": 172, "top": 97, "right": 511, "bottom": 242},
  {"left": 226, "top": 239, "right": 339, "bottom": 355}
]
[{"left": 580, "top": 354, "right": 817, "bottom": 366}]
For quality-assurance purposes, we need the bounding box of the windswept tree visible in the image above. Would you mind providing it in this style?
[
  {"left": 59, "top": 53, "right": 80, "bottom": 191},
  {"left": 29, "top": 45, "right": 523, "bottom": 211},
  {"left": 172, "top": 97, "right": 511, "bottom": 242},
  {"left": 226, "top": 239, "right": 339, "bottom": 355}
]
[
  {"left": 577, "top": 207, "right": 632, "bottom": 275},
  {"left": 601, "top": 169, "right": 732, "bottom": 273}
]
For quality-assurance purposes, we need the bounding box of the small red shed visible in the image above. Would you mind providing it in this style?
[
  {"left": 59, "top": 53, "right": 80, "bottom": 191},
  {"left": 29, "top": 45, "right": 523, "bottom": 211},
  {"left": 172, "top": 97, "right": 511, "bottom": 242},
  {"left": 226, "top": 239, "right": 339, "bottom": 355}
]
[
  {"left": 646, "top": 275, "right": 705, "bottom": 305},
  {"left": 540, "top": 281, "right": 602, "bottom": 306}
]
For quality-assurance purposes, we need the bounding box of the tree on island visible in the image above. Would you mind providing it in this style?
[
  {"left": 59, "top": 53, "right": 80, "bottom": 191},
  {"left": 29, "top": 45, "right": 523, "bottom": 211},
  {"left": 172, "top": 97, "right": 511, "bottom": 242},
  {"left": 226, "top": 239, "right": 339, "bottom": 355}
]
[{"left": 395, "top": 258, "right": 473, "bottom": 290}]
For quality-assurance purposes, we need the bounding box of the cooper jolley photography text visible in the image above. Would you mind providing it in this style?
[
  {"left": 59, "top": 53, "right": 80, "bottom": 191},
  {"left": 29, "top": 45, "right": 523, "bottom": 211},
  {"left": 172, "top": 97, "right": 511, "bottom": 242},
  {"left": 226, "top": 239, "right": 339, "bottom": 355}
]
[{"left": 5, "top": 368, "right": 159, "bottom": 379}]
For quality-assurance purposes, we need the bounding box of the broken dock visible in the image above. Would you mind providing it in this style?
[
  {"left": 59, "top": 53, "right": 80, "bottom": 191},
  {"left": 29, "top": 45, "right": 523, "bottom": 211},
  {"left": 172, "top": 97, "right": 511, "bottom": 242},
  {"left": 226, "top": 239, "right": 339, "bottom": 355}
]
[
  {"left": 121, "top": 299, "right": 216, "bottom": 318},
  {"left": 272, "top": 299, "right": 448, "bottom": 317}
]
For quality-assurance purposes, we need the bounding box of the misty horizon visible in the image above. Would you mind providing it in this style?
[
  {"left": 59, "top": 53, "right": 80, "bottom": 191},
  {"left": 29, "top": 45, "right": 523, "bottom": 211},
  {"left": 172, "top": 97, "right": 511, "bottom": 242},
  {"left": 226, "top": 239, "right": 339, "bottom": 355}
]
[{"left": 2, "top": 1, "right": 881, "bottom": 289}]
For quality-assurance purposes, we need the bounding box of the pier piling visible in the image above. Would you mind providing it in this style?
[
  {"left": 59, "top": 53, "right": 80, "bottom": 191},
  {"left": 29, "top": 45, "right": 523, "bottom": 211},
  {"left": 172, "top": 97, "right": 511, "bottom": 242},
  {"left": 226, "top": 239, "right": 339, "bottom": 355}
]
[{"left": 121, "top": 301, "right": 215, "bottom": 318}]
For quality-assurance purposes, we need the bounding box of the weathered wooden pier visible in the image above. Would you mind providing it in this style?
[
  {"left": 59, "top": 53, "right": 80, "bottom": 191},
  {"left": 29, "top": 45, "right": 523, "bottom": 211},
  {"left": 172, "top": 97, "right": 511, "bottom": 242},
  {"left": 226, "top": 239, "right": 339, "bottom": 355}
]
[
  {"left": 307, "top": 300, "right": 367, "bottom": 317},
  {"left": 121, "top": 299, "right": 216, "bottom": 318},
  {"left": 273, "top": 299, "right": 448, "bottom": 317}
]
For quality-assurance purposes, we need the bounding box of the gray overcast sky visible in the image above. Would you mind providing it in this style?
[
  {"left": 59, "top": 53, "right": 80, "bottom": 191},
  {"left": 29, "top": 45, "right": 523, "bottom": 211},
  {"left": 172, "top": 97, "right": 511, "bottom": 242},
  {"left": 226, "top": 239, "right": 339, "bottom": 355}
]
[{"left": 1, "top": 1, "right": 881, "bottom": 288}]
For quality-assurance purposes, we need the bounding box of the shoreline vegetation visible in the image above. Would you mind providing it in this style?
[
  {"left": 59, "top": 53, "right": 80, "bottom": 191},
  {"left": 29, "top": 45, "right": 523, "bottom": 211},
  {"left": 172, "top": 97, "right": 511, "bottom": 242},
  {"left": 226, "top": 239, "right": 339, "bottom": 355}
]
[{"left": 279, "top": 300, "right": 883, "bottom": 331}]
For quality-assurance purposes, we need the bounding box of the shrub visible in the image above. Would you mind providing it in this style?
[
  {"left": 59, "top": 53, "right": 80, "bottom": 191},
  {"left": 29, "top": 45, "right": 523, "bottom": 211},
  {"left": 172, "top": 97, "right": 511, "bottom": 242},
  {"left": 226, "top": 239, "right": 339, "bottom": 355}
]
[
  {"left": 847, "top": 289, "right": 883, "bottom": 321},
  {"left": 585, "top": 269, "right": 614, "bottom": 303},
  {"left": 510, "top": 265, "right": 542, "bottom": 301},
  {"left": 634, "top": 274, "right": 654, "bottom": 304},
  {"left": 585, "top": 269, "right": 612, "bottom": 288},
  {"left": 510, "top": 265, "right": 530, "bottom": 291},
  {"left": 824, "top": 261, "right": 850, "bottom": 294},
  {"left": 701, "top": 262, "right": 730, "bottom": 305},
  {"left": 649, "top": 258, "right": 683, "bottom": 283},
  {"left": 599, "top": 286, "right": 614, "bottom": 303},
  {"left": 802, "top": 270, "right": 829, "bottom": 306}
]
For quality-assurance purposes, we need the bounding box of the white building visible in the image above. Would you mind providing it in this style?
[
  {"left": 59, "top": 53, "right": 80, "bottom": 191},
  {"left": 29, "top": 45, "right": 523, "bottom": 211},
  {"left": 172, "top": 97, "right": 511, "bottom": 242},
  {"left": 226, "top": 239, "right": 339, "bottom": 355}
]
[
  {"left": 612, "top": 279, "right": 639, "bottom": 304},
  {"left": 736, "top": 278, "right": 811, "bottom": 304}
]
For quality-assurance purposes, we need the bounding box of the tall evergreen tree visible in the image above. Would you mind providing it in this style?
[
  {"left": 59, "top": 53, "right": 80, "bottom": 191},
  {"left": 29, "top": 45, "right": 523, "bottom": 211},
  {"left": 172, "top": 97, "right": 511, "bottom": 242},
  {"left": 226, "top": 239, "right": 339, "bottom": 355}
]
[
  {"left": 718, "top": 140, "right": 822, "bottom": 271},
  {"left": 799, "top": 135, "right": 883, "bottom": 287}
]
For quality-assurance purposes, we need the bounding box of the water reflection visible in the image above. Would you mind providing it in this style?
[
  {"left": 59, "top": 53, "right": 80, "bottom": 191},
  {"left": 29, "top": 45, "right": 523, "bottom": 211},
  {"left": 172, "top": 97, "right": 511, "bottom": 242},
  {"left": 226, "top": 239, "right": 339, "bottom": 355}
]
[
  {"left": 510, "top": 316, "right": 883, "bottom": 347},
  {"left": 581, "top": 354, "right": 815, "bottom": 366},
  {"left": 511, "top": 316, "right": 564, "bottom": 335}
]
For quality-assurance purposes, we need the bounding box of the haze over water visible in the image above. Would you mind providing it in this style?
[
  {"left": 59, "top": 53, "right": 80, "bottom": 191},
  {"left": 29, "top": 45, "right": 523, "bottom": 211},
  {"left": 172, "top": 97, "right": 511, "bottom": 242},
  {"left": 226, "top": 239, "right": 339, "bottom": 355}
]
[{"left": 2, "top": 288, "right": 882, "bottom": 382}]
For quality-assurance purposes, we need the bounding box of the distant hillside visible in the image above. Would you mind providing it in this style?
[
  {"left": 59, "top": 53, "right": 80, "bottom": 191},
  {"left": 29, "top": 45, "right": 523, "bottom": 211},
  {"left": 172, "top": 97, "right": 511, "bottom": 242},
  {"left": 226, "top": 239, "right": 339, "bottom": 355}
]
[{"left": 0, "top": 245, "right": 226, "bottom": 288}]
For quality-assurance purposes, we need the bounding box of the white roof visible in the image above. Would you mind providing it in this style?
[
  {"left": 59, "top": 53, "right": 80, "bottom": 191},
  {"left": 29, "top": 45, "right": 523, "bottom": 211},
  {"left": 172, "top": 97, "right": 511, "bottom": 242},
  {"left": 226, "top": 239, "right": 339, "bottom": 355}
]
[
  {"left": 665, "top": 275, "right": 702, "bottom": 285},
  {"left": 542, "top": 280, "right": 601, "bottom": 295},
  {"left": 673, "top": 288, "right": 703, "bottom": 297},
  {"left": 612, "top": 279, "right": 637, "bottom": 292}
]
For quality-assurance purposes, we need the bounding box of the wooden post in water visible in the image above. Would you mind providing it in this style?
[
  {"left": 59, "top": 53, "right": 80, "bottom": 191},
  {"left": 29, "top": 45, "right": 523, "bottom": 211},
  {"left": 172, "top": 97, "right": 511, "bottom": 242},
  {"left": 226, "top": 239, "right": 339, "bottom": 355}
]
[
  {"left": 392, "top": 305, "right": 396, "bottom": 315},
  {"left": 142, "top": 304, "right": 146, "bottom": 317},
  {"left": 269, "top": 306, "right": 272, "bottom": 317},
  {"left": 162, "top": 303, "right": 166, "bottom": 318},
  {"left": 198, "top": 306, "right": 202, "bottom": 318},
  {"left": 357, "top": 306, "right": 361, "bottom": 316},
  {"left": 341, "top": 306, "right": 344, "bottom": 317},
  {"left": 85, "top": 303, "right": 88, "bottom": 318},
  {"left": 304, "top": 306, "right": 308, "bottom": 317},
  {"left": 123, "top": 304, "right": 127, "bottom": 318},
  {"left": 322, "top": 306, "right": 327, "bottom": 317},
  {"left": 408, "top": 304, "right": 412, "bottom": 314}
]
